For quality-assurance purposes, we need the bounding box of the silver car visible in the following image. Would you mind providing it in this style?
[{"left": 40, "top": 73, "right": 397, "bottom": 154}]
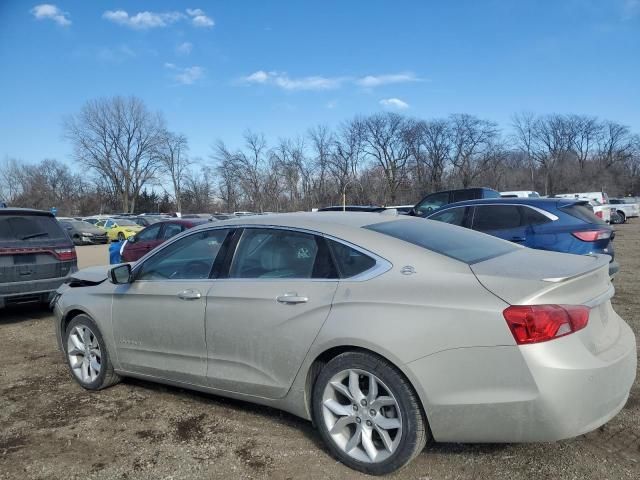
[{"left": 53, "top": 212, "right": 637, "bottom": 475}]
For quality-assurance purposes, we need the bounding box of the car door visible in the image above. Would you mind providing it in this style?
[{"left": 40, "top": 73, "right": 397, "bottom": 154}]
[
  {"left": 111, "top": 228, "right": 232, "bottom": 384},
  {"left": 470, "top": 205, "right": 531, "bottom": 244},
  {"left": 205, "top": 227, "right": 339, "bottom": 398},
  {"left": 124, "top": 223, "right": 162, "bottom": 261}
]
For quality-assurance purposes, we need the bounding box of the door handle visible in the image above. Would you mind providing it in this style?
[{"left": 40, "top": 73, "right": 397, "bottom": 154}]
[
  {"left": 178, "top": 289, "right": 201, "bottom": 300},
  {"left": 276, "top": 293, "right": 308, "bottom": 304},
  {"left": 511, "top": 236, "right": 526, "bottom": 243}
]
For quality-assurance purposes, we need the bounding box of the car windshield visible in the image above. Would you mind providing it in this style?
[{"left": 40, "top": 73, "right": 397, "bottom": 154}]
[
  {"left": 364, "top": 219, "right": 518, "bottom": 264},
  {"left": 68, "top": 220, "right": 96, "bottom": 229},
  {"left": 115, "top": 219, "right": 138, "bottom": 226}
]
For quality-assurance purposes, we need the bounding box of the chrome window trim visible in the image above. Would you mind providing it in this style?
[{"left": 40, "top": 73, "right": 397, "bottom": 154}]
[
  {"left": 132, "top": 223, "right": 391, "bottom": 283},
  {"left": 428, "top": 203, "right": 559, "bottom": 222}
]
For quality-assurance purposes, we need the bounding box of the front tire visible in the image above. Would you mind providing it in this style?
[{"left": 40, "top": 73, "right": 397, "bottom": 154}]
[
  {"left": 64, "top": 314, "right": 120, "bottom": 390},
  {"left": 117, "top": 232, "right": 126, "bottom": 242},
  {"left": 312, "top": 351, "right": 429, "bottom": 475},
  {"left": 617, "top": 211, "right": 626, "bottom": 224}
]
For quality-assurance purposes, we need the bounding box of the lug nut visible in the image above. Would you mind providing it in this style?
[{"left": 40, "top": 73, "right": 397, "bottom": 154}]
[
  {"left": 366, "top": 420, "right": 372, "bottom": 427},
  {"left": 369, "top": 409, "right": 376, "bottom": 416},
  {"left": 352, "top": 405, "right": 358, "bottom": 411},
  {"left": 355, "top": 417, "right": 361, "bottom": 424},
  {"left": 360, "top": 399, "right": 367, "bottom": 406}
]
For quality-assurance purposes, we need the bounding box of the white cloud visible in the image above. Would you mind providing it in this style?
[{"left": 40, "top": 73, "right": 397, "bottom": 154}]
[
  {"left": 379, "top": 98, "right": 409, "bottom": 109},
  {"left": 245, "top": 70, "right": 270, "bottom": 83},
  {"left": 241, "top": 70, "right": 422, "bottom": 91},
  {"left": 326, "top": 100, "right": 338, "bottom": 109},
  {"left": 31, "top": 4, "right": 71, "bottom": 26},
  {"left": 176, "top": 41, "right": 193, "bottom": 55},
  {"left": 356, "top": 72, "right": 421, "bottom": 88},
  {"left": 186, "top": 8, "right": 214, "bottom": 27},
  {"left": 103, "top": 10, "right": 185, "bottom": 29},
  {"left": 165, "top": 63, "right": 204, "bottom": 85},
  {"left": 242, "top": 70, "right": 344, "bottom": 90}
]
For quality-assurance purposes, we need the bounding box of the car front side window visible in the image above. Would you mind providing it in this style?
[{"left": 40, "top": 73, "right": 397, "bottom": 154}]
[
  {"left": 137, "top": 229, "right": 230, "bottom": 281},
  {"left": 428, "top": 207, "right": 470, "bottom": 227},
  {"left": 135, "top": 224, "right": 162, "bottom": 241}
]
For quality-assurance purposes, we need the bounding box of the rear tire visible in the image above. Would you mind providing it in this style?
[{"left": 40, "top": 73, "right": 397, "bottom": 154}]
[
  {"left": 617, "top": 211, "right": 626, "bottom": 224},
  {"left": 64, "top": 314, "right": 120, "bottom": 390},
  {"left": 117, "top": 232, "right": 126, "bottom": 242},
  {"left": 312, "top": 351, "right": 429, "bottom": 475}
]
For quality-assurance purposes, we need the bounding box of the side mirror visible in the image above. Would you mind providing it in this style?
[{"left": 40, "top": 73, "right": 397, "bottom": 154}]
[{"left": 110, "top": 264, "right": 132, "bottom": 284}]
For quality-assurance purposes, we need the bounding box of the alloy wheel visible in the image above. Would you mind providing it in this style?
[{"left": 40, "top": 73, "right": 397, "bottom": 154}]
[
  {"left": 321, "top": 369, "right": 403, "bottom": 464},
  {"left": 66, "top": 325, "right": 102, "bottom": 383}
]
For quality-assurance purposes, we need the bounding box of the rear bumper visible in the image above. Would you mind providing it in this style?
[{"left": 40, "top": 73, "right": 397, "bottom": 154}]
[
  {"left": 0, "top": 275, "right": 73, "bottom": 307},
  {"left": 407, "top": 315, "right": 636, "bottom": 443}
]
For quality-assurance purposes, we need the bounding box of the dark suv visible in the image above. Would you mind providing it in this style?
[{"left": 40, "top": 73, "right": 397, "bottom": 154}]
[
  {"left": 0, "top": 209, "right": 77, "bottom": 308},
  {"left": 410, "top": 187, "right": 500, "bottom": 216}
]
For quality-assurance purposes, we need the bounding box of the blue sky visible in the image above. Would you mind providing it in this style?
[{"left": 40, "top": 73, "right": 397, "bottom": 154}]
[{"left": 1, "top": 0, "right": 639, "bottom": 165}]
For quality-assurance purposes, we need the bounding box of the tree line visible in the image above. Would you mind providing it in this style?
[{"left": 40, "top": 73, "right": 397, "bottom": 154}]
[{"left": 1, "top": 95, "right": 639, "bottom": 216}]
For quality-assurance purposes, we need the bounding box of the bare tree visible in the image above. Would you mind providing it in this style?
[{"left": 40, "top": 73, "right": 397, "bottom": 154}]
[
  {"left": 64, "top": 96, "right": 166, "bottom": 212},
  {"left": 449, "top": 114, "right": 501, "bottom": 188},
  {"left": 596, "top": 121, "right": 634, "bottom": 169},
  {"left": 159, "top": 132, "right": 190, "bottom": 213},
  {"left": 361, "top": 113, "right": 411, "bottom": 203}
]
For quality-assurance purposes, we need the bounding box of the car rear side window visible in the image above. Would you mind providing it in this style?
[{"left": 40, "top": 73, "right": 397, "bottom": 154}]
[
  {"left": 561, "top": 203, "right": 606, "bottom": 225},
  {"left": 229, "top": 228, "right": 338, "bottom": 279},
  {"left": 365, "top": 219, "right": 518, "bottom": 264},
  {"left": 472, "top": 205, "right": 522, "bottom": 231},
  {"left": 520, "top": 206, "right": 552, "bottom": 226},
  {"left": 327, "top": 239, "right": 376, "bottom": 278},
  {"left": 0, "top": 215, "right": 66, "bottom": 241}
]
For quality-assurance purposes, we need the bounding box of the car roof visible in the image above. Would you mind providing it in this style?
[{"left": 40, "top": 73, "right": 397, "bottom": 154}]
[
  {"left": 0, "top": 207, "right": 54, "bottom": 216},
  {"left": 428, "top": 197, "right": 584, "bottom": 210},
  {"left": 189, "top": 211, "right": 408, "bottom": 235}
]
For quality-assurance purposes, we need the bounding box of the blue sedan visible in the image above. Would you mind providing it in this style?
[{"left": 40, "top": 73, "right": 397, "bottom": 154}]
[{"left": 424, "top": 198, "right": 618, "bottom": 276}]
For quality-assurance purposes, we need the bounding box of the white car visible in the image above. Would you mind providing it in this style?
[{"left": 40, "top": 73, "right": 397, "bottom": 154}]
[{"left": 500, "top": 190, "right": 541, "bottom": 198}]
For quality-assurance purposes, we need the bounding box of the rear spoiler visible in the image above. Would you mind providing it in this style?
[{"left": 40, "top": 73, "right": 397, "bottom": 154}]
[{"left": 542, "top": 254, "right": 610, "bottom": 283}]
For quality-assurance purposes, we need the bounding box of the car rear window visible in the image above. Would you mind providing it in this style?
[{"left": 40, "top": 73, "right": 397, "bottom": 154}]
[
  {"left": 561, "top": 203, "right": 606, "bottom": 225},
  {"left": 364, "top": 219, "right": 518, "bottom": 264},
  {"left": 0, "top": 214, "right": 67, "bottom": 241}
]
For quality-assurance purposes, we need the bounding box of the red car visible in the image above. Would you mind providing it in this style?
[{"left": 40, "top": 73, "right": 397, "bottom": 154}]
[{"left": 121, "top": 219, "right": 210, "bottom": 262}]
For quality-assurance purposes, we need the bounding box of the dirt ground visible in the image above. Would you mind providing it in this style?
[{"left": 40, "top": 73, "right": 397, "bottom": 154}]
[{"left": 1, "top": 225, "right": 639, "bottom": 480}]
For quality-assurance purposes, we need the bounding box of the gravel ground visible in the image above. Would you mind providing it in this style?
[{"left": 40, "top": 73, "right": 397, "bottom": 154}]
[{"left": 1, "top": 224, "right": 639, "bottom": 479}]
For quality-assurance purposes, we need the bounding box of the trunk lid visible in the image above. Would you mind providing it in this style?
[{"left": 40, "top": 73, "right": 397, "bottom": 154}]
[{"left": 471, "top": 249, "right": 619, "bottom": 355}]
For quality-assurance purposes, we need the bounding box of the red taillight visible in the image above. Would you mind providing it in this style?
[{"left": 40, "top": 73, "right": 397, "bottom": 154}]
[
  {"left": 572, "top": 229, "right": 611, "bottom": 242},
  {"left": 503, "top": 304, "right": 590, "bottom": 344},
  {"left": 54, "top": 248, "right": 77, "bottom": 261}
]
